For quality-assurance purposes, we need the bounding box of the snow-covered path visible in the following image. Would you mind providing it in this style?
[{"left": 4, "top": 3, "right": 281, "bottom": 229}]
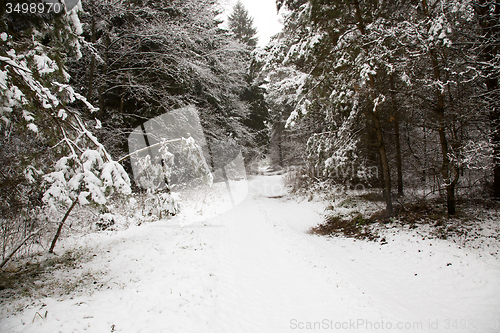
[
  {"left": 1, "top": 175, "right": 500, "bottom": 332},
  {"left": 212, "top": 192, "right": 380, "bottom": 332}
]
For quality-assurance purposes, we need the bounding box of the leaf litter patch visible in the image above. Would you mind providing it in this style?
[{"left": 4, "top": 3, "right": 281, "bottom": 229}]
[{"left": 309, "top": 199, "right": 500, "bottom": 258}]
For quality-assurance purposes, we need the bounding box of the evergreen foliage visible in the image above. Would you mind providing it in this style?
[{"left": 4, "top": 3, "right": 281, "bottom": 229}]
[
  {"left": 258, "top": 0, "right": 499, "bottom": 214},
  {"left": 228, "top": 0, "right": 258, "bottom": 47},
  {"left": 226, "top": 0, "right": 269, "bottom": 157}
]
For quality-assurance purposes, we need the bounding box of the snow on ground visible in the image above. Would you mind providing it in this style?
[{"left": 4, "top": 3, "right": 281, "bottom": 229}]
[{"left": 1, "top": 175, "right": 500, "bottom": 332}]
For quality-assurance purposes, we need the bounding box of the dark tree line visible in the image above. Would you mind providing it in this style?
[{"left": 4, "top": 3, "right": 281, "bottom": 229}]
[{"left": 69, "top": 0, "right": 266, "bottom": 163}]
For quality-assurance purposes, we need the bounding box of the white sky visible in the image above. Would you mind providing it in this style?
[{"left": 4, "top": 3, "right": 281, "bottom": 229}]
[{"left": 218, "top": 0, "right": 283, "bottom": 47}]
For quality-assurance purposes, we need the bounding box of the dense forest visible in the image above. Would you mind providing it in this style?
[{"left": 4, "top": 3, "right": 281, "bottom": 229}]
[
  {"left": 259, "top": 0, "right": 500, "bottom": 215},
  {"left": 0, "top": 0, "right": 499, "bottom": 268}
]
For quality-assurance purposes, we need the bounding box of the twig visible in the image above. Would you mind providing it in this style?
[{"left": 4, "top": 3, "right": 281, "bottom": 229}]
[
  {"left": 0, "top": 227, "right": 44, "bottom": 270},
  {"left": 117, "top": 138, "right": 182, "bottom": 163}
]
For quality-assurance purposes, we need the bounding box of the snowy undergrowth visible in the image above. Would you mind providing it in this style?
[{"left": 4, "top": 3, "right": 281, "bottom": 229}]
[
  {"left": 280, "top": 165, "right": 500, "bottom": 259},
  {"left": 0, "top": 175, "right": 499, "bottom": 333},
  {"left": 0, "top": 221, "right": 220, "bottom": 332},
  {"left": 306, "top": 187, "right": 500, "bottom": 259},
  {"left": 0, "top": 180, "right": 242, "bottom": 314}
]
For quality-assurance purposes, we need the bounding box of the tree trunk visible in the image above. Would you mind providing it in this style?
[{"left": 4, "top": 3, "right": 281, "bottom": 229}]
[
  {"left": 352, "top": 0, "right": 393, "bottom": 213},
  {"left": 99, "top": 32, "right": 110, "bottom": 119},
  {"left": 494, "top": 139, "right": 500, "bottom": 198},
  {"left": 276, "top": 113, "right": 284, "bottom": 167},
  {"left": 474, "top": 0, "right": 500, "bottom": 198},
  {"left": 423, "top": 0, "right": 457, "bottom": 215},
  {"left": 372, "top": 111, "right": 393, "bottom": 212},
  {"left": 87, "top": 15, "right": 96, "bottom": 101},
  {"left": 49, "top": 198, "right": 79, "bottom": 254},
  {"left": 432, "top": 51, "right": 457, "bottom": 215},
  {"left": 390, "top": 74, "right": 403, "bottom": 196},
  {"left": 352, "top": 0, "right": 366, "bottom": 34}
]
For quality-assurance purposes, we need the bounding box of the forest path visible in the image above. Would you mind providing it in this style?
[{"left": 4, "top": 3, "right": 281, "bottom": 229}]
[
  {"left": 210, "top": 176, "right": 383, "bottom": 332},
  {"left": 1, "top": 175, "right": 499, "bottom": 333},
  {"left": 185, "top": 174, "right": 500, "bottom": 333}
]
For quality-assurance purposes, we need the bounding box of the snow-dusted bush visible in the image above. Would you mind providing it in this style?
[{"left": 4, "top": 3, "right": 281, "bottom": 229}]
[
  {"left": 129, "top": 135, "right": 212, "bottom": 222},
  {"left": 140, "top": 192, "right": 181, "bottom": 221},
  {"left": 43, "top": 149, "right": 131, "bottom": 209},
  {"left": 181, "top": 136, "right": 213, "bottom": 187},
  {"left": 96, "top": 213, "right": 116, "bottom": 231}
]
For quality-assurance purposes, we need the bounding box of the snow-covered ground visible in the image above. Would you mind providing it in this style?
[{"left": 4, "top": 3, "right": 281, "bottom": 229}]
[{"left": 1, "top": 175, "right": 500, "bottom": 332}]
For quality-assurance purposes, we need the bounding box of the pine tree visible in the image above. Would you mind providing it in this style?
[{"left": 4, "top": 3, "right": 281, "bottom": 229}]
[
  {"left": 226, "top": 1, "right": 268, "bottom": 158},
  {"left": 228, "top": 1, "right": 258, "bottom": 48}
]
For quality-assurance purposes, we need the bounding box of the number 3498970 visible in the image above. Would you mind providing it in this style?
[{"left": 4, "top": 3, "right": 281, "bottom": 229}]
[{"left": 6, "top": 2, "right": 63, "bottom": 14}]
